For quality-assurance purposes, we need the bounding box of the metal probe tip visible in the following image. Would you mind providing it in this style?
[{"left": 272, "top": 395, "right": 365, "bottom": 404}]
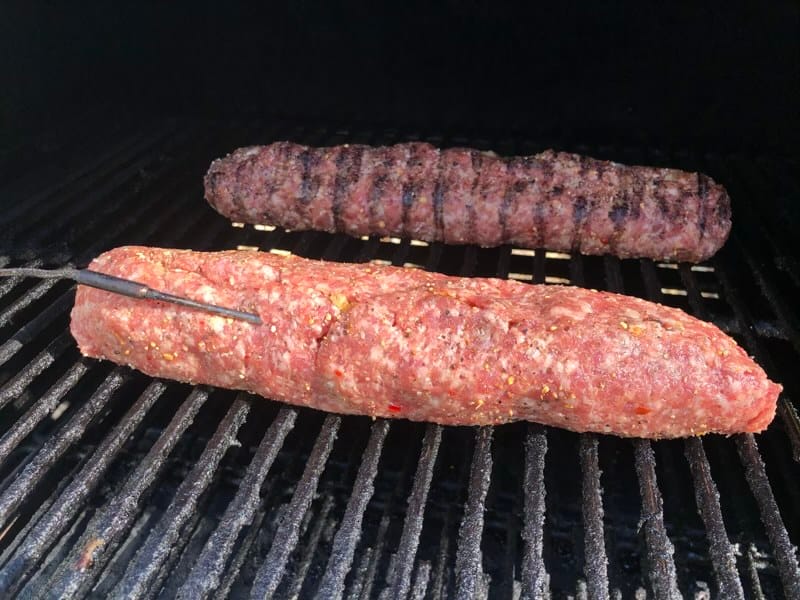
[{"left": 0, "top": 267, "right": 263, "bottom": 325}]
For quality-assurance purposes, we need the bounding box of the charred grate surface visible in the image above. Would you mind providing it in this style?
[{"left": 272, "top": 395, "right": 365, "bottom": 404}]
[
  {"left": 454, "top": 426, "right": 493, "bottom": 599},
  {"left": 579, "top": 434, "right": 609, "bottom": 600},
  {"left": 521, "top": 426, "right": 548, "bottom": 599},
  {"left": 177, "top": 407, "right": 297, "bottom": 600},
  {"left": 683, "top": 438, "right": 745, "bottom": 599},
  {"left": 385, "top": 423, "right": 442, "bottom": 600},
  {"left": 0, "top": 118, "right": 797, "bottom": 599},
  {"left": 316, "top": 419, "right": 389, "bottom": 599},
  {"left": 736, "top": 434, "right": 800, "bottom": 597},
  {"left": 250, "top": 414, "right": 341, "bottom": 598}
]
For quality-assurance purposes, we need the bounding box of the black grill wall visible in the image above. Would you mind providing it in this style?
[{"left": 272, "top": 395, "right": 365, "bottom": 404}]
[{"left": 2, "top": 2, "right": 798, "bottom": 156}]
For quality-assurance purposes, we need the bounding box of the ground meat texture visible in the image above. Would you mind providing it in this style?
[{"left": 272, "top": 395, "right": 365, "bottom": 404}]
[
  {"left": 70, "top": 246, "right": 779, "bottom": 438},
  {"left": 205, "top": 143, "right": 732, "bottom": 263}
]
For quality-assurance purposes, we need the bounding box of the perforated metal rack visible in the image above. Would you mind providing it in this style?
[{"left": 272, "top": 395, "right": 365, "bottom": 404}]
[{"left": 0, "top": 119, "right": 798, "bottom": 599}]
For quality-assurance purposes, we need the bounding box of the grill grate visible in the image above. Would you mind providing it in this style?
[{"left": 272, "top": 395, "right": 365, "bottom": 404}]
[{"left": 0, "top": 119, "right": 798, "bottom": 598}]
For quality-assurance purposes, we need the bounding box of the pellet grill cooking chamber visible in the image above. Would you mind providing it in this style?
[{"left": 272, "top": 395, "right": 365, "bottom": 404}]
[{"left": 1, "top": 2, "right": 799, "bottom": 598}]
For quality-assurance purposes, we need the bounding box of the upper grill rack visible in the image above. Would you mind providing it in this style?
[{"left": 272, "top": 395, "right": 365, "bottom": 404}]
[{"left": 0, "top": 118, "right": 798, "bottom": 599}]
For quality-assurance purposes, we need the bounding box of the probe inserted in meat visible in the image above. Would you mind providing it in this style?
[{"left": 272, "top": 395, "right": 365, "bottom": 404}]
[{"left": 70, "top": 246, "right": 779, "bottom": 439}]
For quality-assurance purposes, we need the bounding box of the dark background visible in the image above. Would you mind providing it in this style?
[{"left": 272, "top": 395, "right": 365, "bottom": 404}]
[{"left": 2, "top": 1, "right": 798, "bottom": 158}]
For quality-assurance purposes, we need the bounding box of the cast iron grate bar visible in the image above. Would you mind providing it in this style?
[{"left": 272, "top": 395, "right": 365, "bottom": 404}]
[
  {"left": 111, "top": 396, "right": 251, "bottom": 599},
  {"left": 427, "top": 512, "right": 452, "bottom": 600},
  {"left": 711, "top": 154, "right": 800, "bottom": 334},
  {"left": 0, "top": 259, "right": 42, "bottom": 299},
  {"left": 735, "top": 434, "right": 800, "bottom": 598},
  {"left": 569, "top": 252, "right": 611, "bottom": 600},
  {"left": 0, "top": 379, "right": 166, "bottom": 596},
  {"left": 639, "top": 258, "right": 745, "bottom": 598},
  {"left": 683, "top": 438, "right": 745, "bottom": 599},
  {"left": 521, "top": 425, "right": 548, "bottom": 599},
  {"left": 316, "top": 419, "right": 390, "bottom": 599},
  {"left": 0, "top": 360, "right": 90, "bottom": 467},
  {"left": 387, "top": 424, "right": 443, "bottom": 600},
  {"left": 352, "top": 517, "right": 388, "bottom": 600},
  {"left": 428, "top": 431, "right": 479, "bottom": 600},
  {"left": 0, "top": 367, "right": 127, "bottom": 536},
  {"left": 0, "top": 169, "right": 195, "bottom": 354},
  {"left": 250, "top": 413, "right": 341, "bottom": 599},
  {"left": 579, "top": 434, "right": 610, "bottom": 600},
  {"left": 0, "top": 124, "right": 248, "bottom": 406},
  {"left": 706, "top": 253, "right": 800, "bottom": 458},
  {"left": 212, "top": 410, "right": 320, "bottom": 598},
  {"left": 702, "top": 256, "right": 800, "bottom": 460},
  {"left": 0, "top": 290, "right": 73, "bottom": 367},
  {"left": 0, "top": 330, "right": 73, "bottom": 409},
  {"left": 737, "top": 157, "right": 800, "bottom": 286},
  {"left": 68, "top": 126, "right": 229, "bottom": 265},
  {"left": 730, "top": 230, "right": 800, "bottom": 350},
  {"left": 410, "top": 561, "right": 432, "bottom": 600},
  {"left": 0, "top": 124, "right": 175, "bottom": 232},
  {"left": 745, "top": 542, "right": 768, "bottom": 600},
  {"left": 176, "top": 407, "right": 297, "bottom": 600},
  {"left": 0, "top": 116, "right": 140, "bottom": 210},
  {"left": 632, "top": 440, "right": 681, "bottom": 600},
  {"left": 214, "top": 508, "right": 270, "bottom": 600},
  {"left": 22, "top": 129, "right": 204, "bottom": 253},
  {"left": 7, "top": 126, "right": 196, "bottom": 248},
  {"left": 454, "top": 426, "right": 493, "bottom": 599},
  {"left": 697, "top": 252, "right": 800, "bottom": 593},
  {"left": 0, "top": 278, "right": 64, "bottom": 328},
  {"left": 0, "top": 442, "right": 85, "bottom": 569},
  {"left": 687, "top": 152, "right": 800, "bottom": 453},
  {"left": 347, "top": 207, "right": 447, "bottom": 598},
  {"left": 283, "top": 494, "right": 335, "bottom": 599},
  {"left": 604, "top": 255, "right": 680, "bottom": 599},
  {"left": 41, "top": 386, "right": 210, "bottom": 600}
]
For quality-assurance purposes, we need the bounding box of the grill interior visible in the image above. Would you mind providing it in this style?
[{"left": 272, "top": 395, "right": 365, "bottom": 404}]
[{"left": 0, "top": 118, "right": 798, "bottom": 599}]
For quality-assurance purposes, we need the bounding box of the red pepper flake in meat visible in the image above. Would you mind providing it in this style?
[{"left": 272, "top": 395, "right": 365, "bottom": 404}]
[
  {"left": 388, "top": 403, "right": 401, "bottom": 413},
  {"left": 635, "top": 406, "right": 651, "bottom": 415},
  {"left": 76, "top": 538, "right": 105, "bottom": 571}
]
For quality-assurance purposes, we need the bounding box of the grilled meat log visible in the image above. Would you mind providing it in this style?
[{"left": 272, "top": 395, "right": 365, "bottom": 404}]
[
  {"left": 205, "top": 142, "right": 732, "bottom": 262},
  {"left": 70, "top": 246, "right": 779, "bottom": 438}
]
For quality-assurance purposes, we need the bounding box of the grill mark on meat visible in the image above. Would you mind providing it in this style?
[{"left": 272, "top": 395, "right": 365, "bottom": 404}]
[
  {"left": 207, "top": 168, "right": 233, "bottom": 218},
  {"left": 524, "top": 159, "right": 547, "bottom": 248},
  {"left": 264, "top": 142, "right": 293, "bottom": 222},
  {"left": 537, "top": 158, "right": 555, "bottom": 248},
  {"left": 607, "top": 185, "right": 631, "bottom": 255},
  {"left": 231, "top": 158, "right": 249, "bottom": 221},
  {"left": 333, "top": 145, "right": 365, "bottom": 231},
  {"left": 653, "top": 177, "right": 672, "bottom": 218},
  {"left": 367, "top": 154, "right": 391, "bottom": 232},
  {"left": 717, "top": 190, "right": 731, "bottom": 223},
  {"left": 570, "top": 154, "right": 594, "bottom": 252},
  {"left": 299, "top": 149, "right": 322, "bottom": 227},
  {"left": 401, "top": 145, "right": 423, "bottom": 237},
  {"left": 571, "top": 195, "right": 590, "bottom": 251},
  {"left": 500, "top": 158, "right": 524, "bottom": 242},
  {"left": 298, "top": 148, "right": 313, "bottom": 204},
  {"left": 467, "top": 150, "right": 482, "bottom": 242},
  {"left": 432, "top": 150, "right": 447, "bottom": 241},
  {"left": 629, "top": 171, "right": 643, "bottom": 221},
  {"left": 697, "top": 172, "right": 709, "bottom": 240},
  {"left": 433, "top": 151, "right": 454, "bottom": 242}
]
